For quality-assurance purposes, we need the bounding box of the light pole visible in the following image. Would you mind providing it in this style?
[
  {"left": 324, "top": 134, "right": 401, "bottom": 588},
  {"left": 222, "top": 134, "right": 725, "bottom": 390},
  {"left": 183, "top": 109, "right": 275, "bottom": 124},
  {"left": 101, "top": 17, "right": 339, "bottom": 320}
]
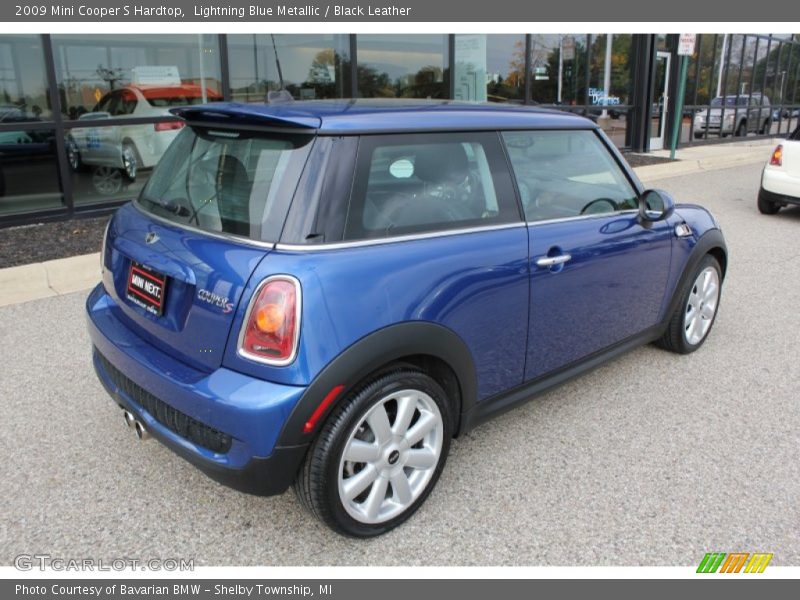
[
  {"left": 716, "top": 34, "right": 728, "bottom": 98},
  {"left": 602, "top": 34, "right": 612, "bottom": 118},
  {"left": 557, "top": 35, "right": 563, "bottom": 104}
]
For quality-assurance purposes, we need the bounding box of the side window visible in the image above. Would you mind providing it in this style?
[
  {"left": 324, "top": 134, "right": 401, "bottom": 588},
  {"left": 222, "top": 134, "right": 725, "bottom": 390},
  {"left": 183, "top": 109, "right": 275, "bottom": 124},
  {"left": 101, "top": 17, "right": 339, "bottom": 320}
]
[
  {"left": 104, "top": 92, "right": 123, "bottom": 117},
  {"left": 344, "top": 132, "right": 519, "bottom": 240},
  {"left": 118, "top": 89, "right": 138, "bottom": 115},
  {"left": 93, "top": 94, "right": 112, "bottom": 114},
  {"left": 501, "top": 130, "right": 638, "bottom": 223}
]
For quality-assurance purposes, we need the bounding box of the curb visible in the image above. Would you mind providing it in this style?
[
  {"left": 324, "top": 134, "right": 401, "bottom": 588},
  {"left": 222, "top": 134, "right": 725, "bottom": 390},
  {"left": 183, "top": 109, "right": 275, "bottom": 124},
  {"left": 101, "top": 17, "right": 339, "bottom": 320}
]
[
  {"left": 635, "top": 139, "right": 775, "bottom": 184},
  {"left": 0, "top": 142, "right": 776, "bottom": 309},
  {"left": 0, "top": 253, "right": 100, "bottom": 308}
]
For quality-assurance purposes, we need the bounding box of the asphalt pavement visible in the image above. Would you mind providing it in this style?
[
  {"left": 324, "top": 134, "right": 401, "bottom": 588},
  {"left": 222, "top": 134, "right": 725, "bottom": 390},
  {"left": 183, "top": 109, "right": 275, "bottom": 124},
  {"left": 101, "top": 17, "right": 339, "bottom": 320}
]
[{"left": 1, "top": 161, "right": 798, "bottom": 566}]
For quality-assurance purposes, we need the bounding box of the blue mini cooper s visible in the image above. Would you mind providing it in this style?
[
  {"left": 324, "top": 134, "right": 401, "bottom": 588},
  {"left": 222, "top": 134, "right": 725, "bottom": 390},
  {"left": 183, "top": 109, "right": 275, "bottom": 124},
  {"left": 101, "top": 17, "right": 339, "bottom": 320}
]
[{"left": 86, "top": 100, "right": 727, "bottom": 536}]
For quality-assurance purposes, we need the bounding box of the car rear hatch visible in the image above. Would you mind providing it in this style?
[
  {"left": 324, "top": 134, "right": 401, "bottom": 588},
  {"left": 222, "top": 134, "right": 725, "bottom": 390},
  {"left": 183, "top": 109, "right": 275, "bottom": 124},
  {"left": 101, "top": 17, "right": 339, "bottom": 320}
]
[
  {"left": 781, "top": 139, "right": 800, "bottom": 178},
  {"left": 102, "top": 110, "right": 317, "bottom": 372}
]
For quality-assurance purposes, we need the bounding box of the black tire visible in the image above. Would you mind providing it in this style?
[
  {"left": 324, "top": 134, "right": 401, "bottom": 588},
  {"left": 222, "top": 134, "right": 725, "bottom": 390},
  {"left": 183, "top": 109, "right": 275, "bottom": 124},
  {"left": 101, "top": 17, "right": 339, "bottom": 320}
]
[
  {"left": 757, "top": 190, "right": 781, "bottom": 215},
  {"left": 294, "top": 368, "right": 453, "bottom": 537},
  {"left": 657, "top": 254, "right": 722, "bottom": 355},
  {"left": 694, "top": 131, "right": 704, "bottom": 140},
  {"left": 759, "top": 118, "right": 771, "bottom": 135},
  {"left": 736, "top": 121, "right": 747, "bottom": 137}
]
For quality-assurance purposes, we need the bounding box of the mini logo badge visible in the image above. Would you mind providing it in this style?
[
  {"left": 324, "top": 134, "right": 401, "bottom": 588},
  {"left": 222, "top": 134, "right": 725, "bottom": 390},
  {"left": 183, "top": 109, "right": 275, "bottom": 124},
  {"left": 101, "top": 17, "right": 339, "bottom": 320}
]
[{"left": 145, "top": 232, "right": 159, "bottom": 245}]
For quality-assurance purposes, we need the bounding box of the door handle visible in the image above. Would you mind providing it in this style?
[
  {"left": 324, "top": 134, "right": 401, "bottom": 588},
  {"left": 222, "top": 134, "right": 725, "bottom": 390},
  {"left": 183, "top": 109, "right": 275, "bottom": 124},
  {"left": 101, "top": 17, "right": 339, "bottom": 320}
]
[{"left": 535, "top": 253, "right": 572, "bottom": 268}]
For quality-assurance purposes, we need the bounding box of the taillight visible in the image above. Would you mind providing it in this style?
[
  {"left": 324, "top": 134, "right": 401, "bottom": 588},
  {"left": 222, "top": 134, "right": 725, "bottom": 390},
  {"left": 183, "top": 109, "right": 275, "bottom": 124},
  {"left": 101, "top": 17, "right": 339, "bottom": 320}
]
[
  {"left": 770, "top": 144, "right": 783, "bottom": 166},
  {"left": 238, "top": 276, "right": 301, "bottom": 365},
  {"left": 154, "top": 121, "right": 184, "bottom": 132}
]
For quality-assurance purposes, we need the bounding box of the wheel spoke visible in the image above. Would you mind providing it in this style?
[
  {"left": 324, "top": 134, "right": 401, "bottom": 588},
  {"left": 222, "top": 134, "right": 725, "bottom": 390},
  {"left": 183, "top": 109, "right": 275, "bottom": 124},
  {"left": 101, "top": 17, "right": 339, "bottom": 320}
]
[
  {"left": 703, "top": 282, "right": 718, "bottom": 304},
  {"left": 685, "top": 305, "right": 697, "bottom": 323},
  {"left": 367, "top": 404, "right": 392, "bottom": 445},
  {"left": 701, "top": 270, "right": 711, "bottom": 294},
  {"left": 392, "top": 394, "right": 416, "bottom": 436},
  {"left": 390, "top": 472, "right": 413, "bottom": 505},
  {"left": 363, "top": 476, "right": 389, "bottom": 521},
  {"left": 344, "top": 440, "right": 380, "bottom": 464},
  {"left": 689, "top": 289, "right": 701, "bottom": 308},
  {"left": 342, "top": 465, "right": 378, "bottom": 501},
  {"left": 690, "top": 315, "right": 703, "bottom": 341},
  {"left": 405, "top": 448, "right": 437, "bottom": 470},
  {"left": 405, "top": 411, "right": 438, "bottom": 446},
  {"left": 701, "top": 303, "right": 716, "bottom": 319}
]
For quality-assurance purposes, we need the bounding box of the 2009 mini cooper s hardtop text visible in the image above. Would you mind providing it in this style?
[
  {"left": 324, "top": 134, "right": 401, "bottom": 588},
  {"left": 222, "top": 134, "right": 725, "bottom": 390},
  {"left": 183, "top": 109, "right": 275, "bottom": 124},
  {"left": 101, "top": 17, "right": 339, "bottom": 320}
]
[{"left": 86, "top": 99, "right": 727, "bottom": 537}]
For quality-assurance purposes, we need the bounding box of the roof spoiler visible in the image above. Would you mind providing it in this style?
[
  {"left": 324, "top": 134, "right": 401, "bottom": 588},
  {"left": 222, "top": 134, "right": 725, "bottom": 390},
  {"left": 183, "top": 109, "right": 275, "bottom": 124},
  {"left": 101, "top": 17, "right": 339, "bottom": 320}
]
[{"left": 169, "top": 105, "right": 320, "bottom": 130}]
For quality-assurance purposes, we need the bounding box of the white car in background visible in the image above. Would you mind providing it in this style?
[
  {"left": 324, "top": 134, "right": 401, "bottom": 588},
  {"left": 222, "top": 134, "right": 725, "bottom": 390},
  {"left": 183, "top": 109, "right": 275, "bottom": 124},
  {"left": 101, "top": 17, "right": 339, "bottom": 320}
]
[
  {"left": 66, "top": 84, "right": 221, "bottom": 187},
  {"left": 758, "top": 125, "right": 800, "bottom": 214}
]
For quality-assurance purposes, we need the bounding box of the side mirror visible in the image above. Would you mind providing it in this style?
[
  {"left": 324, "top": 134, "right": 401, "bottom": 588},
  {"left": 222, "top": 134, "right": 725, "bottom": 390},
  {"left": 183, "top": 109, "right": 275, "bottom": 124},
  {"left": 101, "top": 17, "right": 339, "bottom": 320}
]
[{"left": 639, "top": 189, "right": 675, "bottom": 222}]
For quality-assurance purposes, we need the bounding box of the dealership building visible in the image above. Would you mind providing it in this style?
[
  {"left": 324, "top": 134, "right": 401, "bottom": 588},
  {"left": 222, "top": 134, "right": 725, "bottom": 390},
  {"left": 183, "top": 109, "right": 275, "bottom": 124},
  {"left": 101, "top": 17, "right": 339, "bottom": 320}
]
[{"left": 0, "top": 33, "right": 798, "bottom": 225}]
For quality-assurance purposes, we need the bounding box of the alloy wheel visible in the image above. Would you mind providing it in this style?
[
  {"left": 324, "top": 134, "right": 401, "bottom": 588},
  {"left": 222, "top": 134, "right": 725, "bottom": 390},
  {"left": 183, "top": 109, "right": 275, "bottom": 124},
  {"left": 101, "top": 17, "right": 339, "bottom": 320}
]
[
  {"left": 122, "top": 146, "right": 138, "bottom": 181},
  {"left": 683, "top": 266, "right": 720, "bottom": 346},
  {"left": 92, "top": 166, "right": 122, "bottom": 195},
  {"left": 337, "top": 389, "right": 444, "bottom": 524},
  {"left": 66, "top": 140, "right": 80, "bottom": 170}
]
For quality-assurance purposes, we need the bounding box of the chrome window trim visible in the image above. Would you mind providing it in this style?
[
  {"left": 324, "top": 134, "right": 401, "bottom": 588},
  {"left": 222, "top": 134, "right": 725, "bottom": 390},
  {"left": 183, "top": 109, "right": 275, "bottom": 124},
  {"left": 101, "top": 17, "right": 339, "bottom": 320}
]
[
  {"left": 237, "top": 275, "right": 302, "bottom": 367},
  {"left": 274, "top": 222, "right": 526, "bottom": 252},
  {"left": 525, "top": 209, "right": 640, "bottom": 227},
  {"left": 132, "top": 201, "right": 277, "bottom": 250}
]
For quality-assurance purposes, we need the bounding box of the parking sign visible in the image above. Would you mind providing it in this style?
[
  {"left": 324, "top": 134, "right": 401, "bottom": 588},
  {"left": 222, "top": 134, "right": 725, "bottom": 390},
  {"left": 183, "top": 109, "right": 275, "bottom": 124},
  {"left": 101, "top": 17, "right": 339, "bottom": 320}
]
[{"left": 678, "top": 34, "right": 697, "bottom": 56}]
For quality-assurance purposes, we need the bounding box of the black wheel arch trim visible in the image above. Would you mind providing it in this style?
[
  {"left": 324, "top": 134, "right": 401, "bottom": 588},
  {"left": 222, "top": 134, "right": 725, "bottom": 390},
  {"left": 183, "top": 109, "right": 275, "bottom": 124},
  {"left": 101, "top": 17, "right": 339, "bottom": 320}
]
[
  {"left": 662, "top": 228, "right": 727, "bottom": 324},
  {"left": 275, "top": 321, "right": 478, "bottom": 448}
]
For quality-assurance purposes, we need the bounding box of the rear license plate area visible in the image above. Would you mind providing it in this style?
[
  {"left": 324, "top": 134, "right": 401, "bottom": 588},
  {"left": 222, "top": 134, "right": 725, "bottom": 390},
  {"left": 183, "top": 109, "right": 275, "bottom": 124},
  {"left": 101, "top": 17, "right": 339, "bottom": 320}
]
[{"left": 126, "top": 262, "right": 168, "bottom": 316}]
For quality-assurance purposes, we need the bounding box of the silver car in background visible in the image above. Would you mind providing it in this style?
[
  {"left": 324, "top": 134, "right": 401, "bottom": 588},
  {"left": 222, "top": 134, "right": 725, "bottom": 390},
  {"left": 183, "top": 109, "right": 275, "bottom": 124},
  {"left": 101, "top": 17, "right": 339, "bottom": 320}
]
[{"left": 694, "top": 94, "right": 772, "bottom": 138}]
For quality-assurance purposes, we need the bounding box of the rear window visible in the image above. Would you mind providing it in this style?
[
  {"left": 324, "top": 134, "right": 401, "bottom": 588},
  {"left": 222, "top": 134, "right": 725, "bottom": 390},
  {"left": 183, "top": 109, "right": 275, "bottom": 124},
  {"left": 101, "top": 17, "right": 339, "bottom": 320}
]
[
  {"left": 711, "top": 97, "right": 748, "bottom": 107},
  {"left": 136, "top": 126, "right": 314, "bottom": 241}
]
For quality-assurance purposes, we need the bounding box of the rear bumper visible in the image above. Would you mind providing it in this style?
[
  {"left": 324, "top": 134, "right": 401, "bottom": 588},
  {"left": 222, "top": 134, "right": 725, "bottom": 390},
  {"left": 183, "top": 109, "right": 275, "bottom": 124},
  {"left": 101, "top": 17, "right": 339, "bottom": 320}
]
[
  {"left": 759, "top": 186, "right": 800, "bottom": 207},
  {"left": 694, "top": 123, "right": 733, "bottom": 134},
  {"left": 86, "top": 283, "right": 309, "bottom": 496},
  {"left": 761, "top": 167, "right": 800, "bottom": 204}
]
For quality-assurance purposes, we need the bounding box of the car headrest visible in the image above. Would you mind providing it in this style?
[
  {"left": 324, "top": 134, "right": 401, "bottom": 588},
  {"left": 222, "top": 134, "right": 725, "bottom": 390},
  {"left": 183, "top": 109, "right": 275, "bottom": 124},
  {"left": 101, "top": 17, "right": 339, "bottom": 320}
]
[{"left": 412, "top": 144, "right": 469, "bottom": 185}]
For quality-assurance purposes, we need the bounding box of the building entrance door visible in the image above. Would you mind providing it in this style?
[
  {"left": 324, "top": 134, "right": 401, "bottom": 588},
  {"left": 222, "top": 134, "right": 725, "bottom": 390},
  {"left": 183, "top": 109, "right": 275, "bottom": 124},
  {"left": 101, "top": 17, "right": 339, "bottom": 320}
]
[{"left": 649, "top": 51, "right": 671, "bottom": 151}]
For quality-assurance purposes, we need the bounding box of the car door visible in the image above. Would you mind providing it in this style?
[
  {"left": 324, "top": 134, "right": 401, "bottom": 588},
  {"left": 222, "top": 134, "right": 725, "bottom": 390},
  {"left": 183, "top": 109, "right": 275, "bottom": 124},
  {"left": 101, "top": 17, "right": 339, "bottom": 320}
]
[
  {"left": 501, "top": 129, "right": 674, "bottom": 381},
  {"left": 325, "top": 131, "right": 531, "bottom": 401}
]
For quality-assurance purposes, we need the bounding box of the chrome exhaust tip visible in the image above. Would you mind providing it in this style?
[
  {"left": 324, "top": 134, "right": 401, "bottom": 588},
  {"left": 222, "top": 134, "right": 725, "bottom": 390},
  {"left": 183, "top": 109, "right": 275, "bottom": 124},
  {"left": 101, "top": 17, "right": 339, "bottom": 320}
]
[
  {"left": 134, "top": 420, "right": 150, "bottom": 441},
  {"left": 123, "top": 410, "right": 136, "bottom": 429}
]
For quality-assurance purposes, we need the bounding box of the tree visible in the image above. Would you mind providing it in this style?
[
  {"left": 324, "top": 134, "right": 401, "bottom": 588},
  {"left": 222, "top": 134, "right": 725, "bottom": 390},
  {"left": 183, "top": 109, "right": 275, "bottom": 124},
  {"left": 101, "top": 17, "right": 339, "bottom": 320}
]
[{"left": 95, "top": 65, "right": 125, "bottom": 90}]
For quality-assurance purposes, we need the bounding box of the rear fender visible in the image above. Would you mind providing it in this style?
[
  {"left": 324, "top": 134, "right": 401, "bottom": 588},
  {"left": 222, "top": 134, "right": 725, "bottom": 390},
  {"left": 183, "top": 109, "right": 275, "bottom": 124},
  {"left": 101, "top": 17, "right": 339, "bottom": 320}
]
[{"left": 274, "top": 322, "right": 478, "bottom": 448}]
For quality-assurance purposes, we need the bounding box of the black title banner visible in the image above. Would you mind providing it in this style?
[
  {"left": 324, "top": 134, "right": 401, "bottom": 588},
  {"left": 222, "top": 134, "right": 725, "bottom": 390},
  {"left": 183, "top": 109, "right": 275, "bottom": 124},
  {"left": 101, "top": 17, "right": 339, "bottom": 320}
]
[{"left": 4, "top": 0, "right": 798, "bottom": 22}]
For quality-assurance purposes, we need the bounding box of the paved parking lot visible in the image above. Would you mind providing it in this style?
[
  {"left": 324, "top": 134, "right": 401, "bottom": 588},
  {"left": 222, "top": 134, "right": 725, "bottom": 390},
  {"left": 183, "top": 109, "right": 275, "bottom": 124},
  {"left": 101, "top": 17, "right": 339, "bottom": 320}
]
[{"left": 1, "top": 161, "right": 798, "bottom": 566}]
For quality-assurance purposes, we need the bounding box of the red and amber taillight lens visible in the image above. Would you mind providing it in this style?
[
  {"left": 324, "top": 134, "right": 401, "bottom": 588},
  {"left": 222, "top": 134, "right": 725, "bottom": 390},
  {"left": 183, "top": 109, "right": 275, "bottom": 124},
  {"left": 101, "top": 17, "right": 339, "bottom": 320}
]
[
  {"left": 153, "top": 120, "right": 185, "bottom": 132},
  {"left": 770, "top": 144, "right": 783, "bottom": 166},
  {"left": 238, "top": 277, "right": 301, "bottom": 365}
]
